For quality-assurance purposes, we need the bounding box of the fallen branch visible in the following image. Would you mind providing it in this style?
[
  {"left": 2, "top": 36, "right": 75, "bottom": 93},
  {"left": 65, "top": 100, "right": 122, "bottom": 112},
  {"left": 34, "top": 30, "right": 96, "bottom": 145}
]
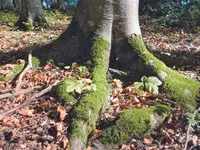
[
  {"left": 184, "top": 107, "right": 200, "bottom": 150},
  {"left": 0, "top": 81, "right": 59, "bottom": 120},
  {"left": 0, "top": 86, "right": 41, "bottom": 100},
  {"left": 15, "top": 50, "right": 32, "bottom": 92}
]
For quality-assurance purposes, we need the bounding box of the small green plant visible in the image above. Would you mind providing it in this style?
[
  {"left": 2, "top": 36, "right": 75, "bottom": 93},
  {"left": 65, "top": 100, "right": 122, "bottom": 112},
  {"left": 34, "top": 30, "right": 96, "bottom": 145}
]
[
  {"left": 134, "top": 76, "right": 162, "bottom": 94},
  {"left": 187, "top": 112, "right": 200, "bottom": 127},
  {"left": 65, "top": 78, "right": 97, "bottom": 95},
  {"left": 64, "top": 62, "right": 89, "bottom": 77}
]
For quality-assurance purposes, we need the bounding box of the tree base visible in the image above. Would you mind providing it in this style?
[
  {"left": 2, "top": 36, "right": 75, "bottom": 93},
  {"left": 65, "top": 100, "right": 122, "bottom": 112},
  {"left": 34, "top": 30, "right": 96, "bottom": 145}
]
[{"left": 129, "top": 35, "right": 200, "bottom": 111}]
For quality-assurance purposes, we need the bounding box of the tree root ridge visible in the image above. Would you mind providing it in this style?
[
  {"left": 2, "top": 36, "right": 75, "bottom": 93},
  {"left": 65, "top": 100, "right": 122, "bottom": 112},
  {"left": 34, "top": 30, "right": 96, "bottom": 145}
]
[
  {"left": 69, "top": 36, "right": 110, "bottom": 150},
  {"left": 101, "top": 105, "right": 171, "bottom": 147},
  {"left": 129, "top": 34, "right": 200, "bottom": 111}
]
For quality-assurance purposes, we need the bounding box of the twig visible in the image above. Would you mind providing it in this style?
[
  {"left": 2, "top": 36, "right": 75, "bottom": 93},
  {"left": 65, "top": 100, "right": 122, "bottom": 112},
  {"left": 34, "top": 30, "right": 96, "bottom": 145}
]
[
  {"left": 0, "top": 81, "right": 59, "bottom": 120},
  {"left": 14, "top": 50, "right": 32, "bottom": 91},
  {"left": 0, "top": 86, "right": 41, "bottom": 100},
  {"left": 184, "top": 107, "right": 200, "bottom": 150}
]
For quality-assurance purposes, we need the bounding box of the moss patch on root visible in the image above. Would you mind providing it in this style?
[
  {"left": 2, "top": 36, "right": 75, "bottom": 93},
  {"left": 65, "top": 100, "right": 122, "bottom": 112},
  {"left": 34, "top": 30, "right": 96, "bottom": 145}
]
[
  {"left": 69, "top": 36, "right": 110, "bottom": 143},
  {"left": 129, "top": 35, "right": 200, "bottom": 111},
  {"left": 0, "top": 60, "right": 25, "bottom": 82},
  {"left": 101, "top": 105, "right": 171, "bottom": 146},
  {"left": 54, "top": 77, "right": 78, "bottom": 104}
]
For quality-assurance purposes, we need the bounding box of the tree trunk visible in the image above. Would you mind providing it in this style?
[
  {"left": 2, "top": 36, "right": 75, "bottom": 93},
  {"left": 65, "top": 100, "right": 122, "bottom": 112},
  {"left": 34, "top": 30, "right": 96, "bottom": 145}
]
[
  {"left": 0, "top": 0, "right": 15, "bottom": 10},
  {"left": 15, "top": 0, "right": 48, "bottom": 30},
  {"left": 13, "top": 0, "right": 21, "bottom": 11},
  {"left": 30, "top": 0, "right": 200, "bottom": 149},
  {"left": 56, "top": 0, "right": 65, "bottom": 11}
]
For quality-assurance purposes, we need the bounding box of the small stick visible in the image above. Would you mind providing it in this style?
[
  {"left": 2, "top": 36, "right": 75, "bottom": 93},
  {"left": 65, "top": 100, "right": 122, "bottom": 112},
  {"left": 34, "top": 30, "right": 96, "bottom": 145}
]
[
  {"left": 0, "top": 81, "right": 59, "bottom": 120},
  {"left": 184, "top": 107, "right": 200, "bottom": 150},
  {"left": 0, "top": 86, "right": 41, "bottom": 100},
  {"left": 15, "top": 50, "right": 32, "bottom": 91}
]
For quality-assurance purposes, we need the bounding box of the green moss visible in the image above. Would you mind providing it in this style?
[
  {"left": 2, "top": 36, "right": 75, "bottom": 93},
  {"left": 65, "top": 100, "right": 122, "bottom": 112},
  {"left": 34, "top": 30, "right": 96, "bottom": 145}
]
[
  {"left": 129, "top": 35, "right": 200, "bottom": 111},
  {"left": 70, "top": 36, "right": 110, "bottom": 141},
  {"left": 12, "top": 60, "right": 25, "bottom": 75},
  {"left": 32, "top": 57, "right": 41, "bottom": 67},
  {"left": 54, "top": 77, "right": 78, "bottom": 104},
  {"left": 101, "top": 105, "right": 171, "bottom": 146},
  {"left": 0, "top": 60, "right": 25, "bottom": 82},
  {"left": 0, "top": 11, "right": 18, "bottom": 28}
]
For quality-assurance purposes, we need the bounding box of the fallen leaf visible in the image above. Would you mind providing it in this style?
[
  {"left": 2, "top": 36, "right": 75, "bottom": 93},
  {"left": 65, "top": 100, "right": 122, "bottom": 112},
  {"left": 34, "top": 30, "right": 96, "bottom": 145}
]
[
  {"left": 94, "top": 129, "right": 104, "bottom": 138},
  {"left": 86, "top": 146, "right": 92, "bottom": 150},
  {"left": 18, "top": 108, "right": 34, "bottom": 116},
  {"left": 56, "top": 122, "right": 64, "bottom": 133},
  {"left": 61, "top": 137, "right": 69, "bottom": 149},
  {"left": 57, "top": 105, "right": 67, "bottom": 121},
  {"left": 3, "top": 116, "right": 11, "bottom": 123},
  {"left": 144, "top": 135, "right": 154, "bottom": 145},
  {"left": 120, "top": 144, "right": 131, "bottom": 150},
  {"left": 0, "top": 70, "right": 10, "bottom": 75}
]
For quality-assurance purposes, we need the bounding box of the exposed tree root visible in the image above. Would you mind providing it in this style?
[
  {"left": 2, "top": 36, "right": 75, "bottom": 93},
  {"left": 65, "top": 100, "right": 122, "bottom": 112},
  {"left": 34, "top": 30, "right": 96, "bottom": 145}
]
[
  {"left": 65, "top": 36, "right": 111, "bottom": 150},
  {"left": 0, "top": 86, "right": 41, "bottom": 100},
  {"left": 0, "top": 81, "right": 59, "bottom": 120},
  {"left": 101, "top": 105, "right": 171, "bottom": 149},
  {"left": 129, "top": 35, "right": 200, "bottom": 111},
  {"left": 15, "top": 50, "right": 33, "bottom": 91}
]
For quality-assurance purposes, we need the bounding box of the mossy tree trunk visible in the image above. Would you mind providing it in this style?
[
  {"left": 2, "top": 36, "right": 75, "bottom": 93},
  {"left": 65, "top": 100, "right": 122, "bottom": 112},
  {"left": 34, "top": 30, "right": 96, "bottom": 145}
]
[
  {"left": 31, "top": 0, "right": 200, "bottom": 149},
  {"left": 15, "top": 0, "right": 48, "bottom": 30}
]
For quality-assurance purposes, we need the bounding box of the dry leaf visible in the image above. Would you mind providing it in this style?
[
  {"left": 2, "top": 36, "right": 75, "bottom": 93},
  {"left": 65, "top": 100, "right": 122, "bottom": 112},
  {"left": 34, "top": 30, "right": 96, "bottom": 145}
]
[
  {"left": 49, "top": 97, "right": 56, "bottom": 101},
  {"left": 86, "top": 146, "right": 92, "bottom": 150},
  {"left": 56, "top": 122, "right": 64, "bottom": 133},
  {"left": 61, "top": 137, "right": 69, "bottom": 149},
  {"left": 94, "top": 129, "right": 104, "bottom": 138},
  {"left": 144, "top": 135, "right": 154, "bottom": 145},
  {"left": 0, "top": 70, "right": 10, "bottom": 75},
  {"left": 18, "top": 108, "right": 34, "bottom": 116},
  {"left": 57, "top": 105, "right": 67, "bottom": 121},
  {"left": 120, "top": 144, "right": 131, "bottom": 150},
  {"left": 3, "top": 116, "right": 11, "bottom": 124}
]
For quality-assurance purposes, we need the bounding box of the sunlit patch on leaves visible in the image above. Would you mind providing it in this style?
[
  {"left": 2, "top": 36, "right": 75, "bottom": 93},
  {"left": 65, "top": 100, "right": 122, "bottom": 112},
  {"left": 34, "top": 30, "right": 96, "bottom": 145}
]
[{"left": 65, "top": 78, "right": 97, "bottom": 95}]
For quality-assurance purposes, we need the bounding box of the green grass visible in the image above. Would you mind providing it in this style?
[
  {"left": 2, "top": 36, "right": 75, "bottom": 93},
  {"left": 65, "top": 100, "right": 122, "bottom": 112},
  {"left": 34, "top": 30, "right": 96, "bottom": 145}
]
[{"left": 0, "top": 10, "right": 74, "bottom": 30}]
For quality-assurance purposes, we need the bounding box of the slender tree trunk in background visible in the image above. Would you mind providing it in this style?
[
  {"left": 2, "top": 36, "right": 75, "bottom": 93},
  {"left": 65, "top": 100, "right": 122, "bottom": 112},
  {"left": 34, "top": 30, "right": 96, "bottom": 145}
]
[
  {"left": 31, "top": 0, "right": 199, "bottom": 149},
  {"left": 0, "top": 0, "right": 15, "bottom": 10},
  {"left": 13, "top": 0, "right": 21, "bottom": 11},
  {"left": 15, "top": 0, "right": 48, "bottom": 30},
  {"left": 56, "top": 0, "right": 65, "bottom": 11}
]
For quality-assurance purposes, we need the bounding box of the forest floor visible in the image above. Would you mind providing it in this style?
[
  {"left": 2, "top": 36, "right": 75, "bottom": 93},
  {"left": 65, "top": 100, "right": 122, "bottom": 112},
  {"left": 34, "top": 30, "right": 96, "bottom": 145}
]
[{"left": 0, "top": 11, "right": 200, "bottom": 150}]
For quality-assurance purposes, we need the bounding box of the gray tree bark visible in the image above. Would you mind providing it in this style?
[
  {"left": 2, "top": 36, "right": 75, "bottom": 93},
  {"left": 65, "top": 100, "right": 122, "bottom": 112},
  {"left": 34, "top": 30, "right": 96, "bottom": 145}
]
[
  {"left": 15, "top": 0, "right": 48, "bottom": 30},
  {"left": 0, "top": 0, "right": 15, "bottom": 10},
  {"left": 31, "top": 0, "right": 199, "bottom": 149},
  {"left": 56, "top": 0, "right": 65, "bottom": 11},
  {"left": 13, "top": 0, "right": 21, "bottom": 11}
]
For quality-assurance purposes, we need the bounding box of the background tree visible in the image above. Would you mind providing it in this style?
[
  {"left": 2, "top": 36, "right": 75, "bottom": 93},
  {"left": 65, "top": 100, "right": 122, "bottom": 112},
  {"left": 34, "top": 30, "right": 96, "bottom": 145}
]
[
  {"left": 25, "top": 0, "right": 200, "bottom": 149},
  {"left": 15, "top": 0, "right": 48, "bottom": 30},
  {"left": 56, "top": 0, "right": 65, "bottom": 11},
  {"left": 0, "top": 0, "right": 15, "bottom": 10},
  {"left": 140, "top": 0, "right": 200, "bottom": 28},
  {"left": 13, "top": 0, "right": 21, "bottom": 11}
]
